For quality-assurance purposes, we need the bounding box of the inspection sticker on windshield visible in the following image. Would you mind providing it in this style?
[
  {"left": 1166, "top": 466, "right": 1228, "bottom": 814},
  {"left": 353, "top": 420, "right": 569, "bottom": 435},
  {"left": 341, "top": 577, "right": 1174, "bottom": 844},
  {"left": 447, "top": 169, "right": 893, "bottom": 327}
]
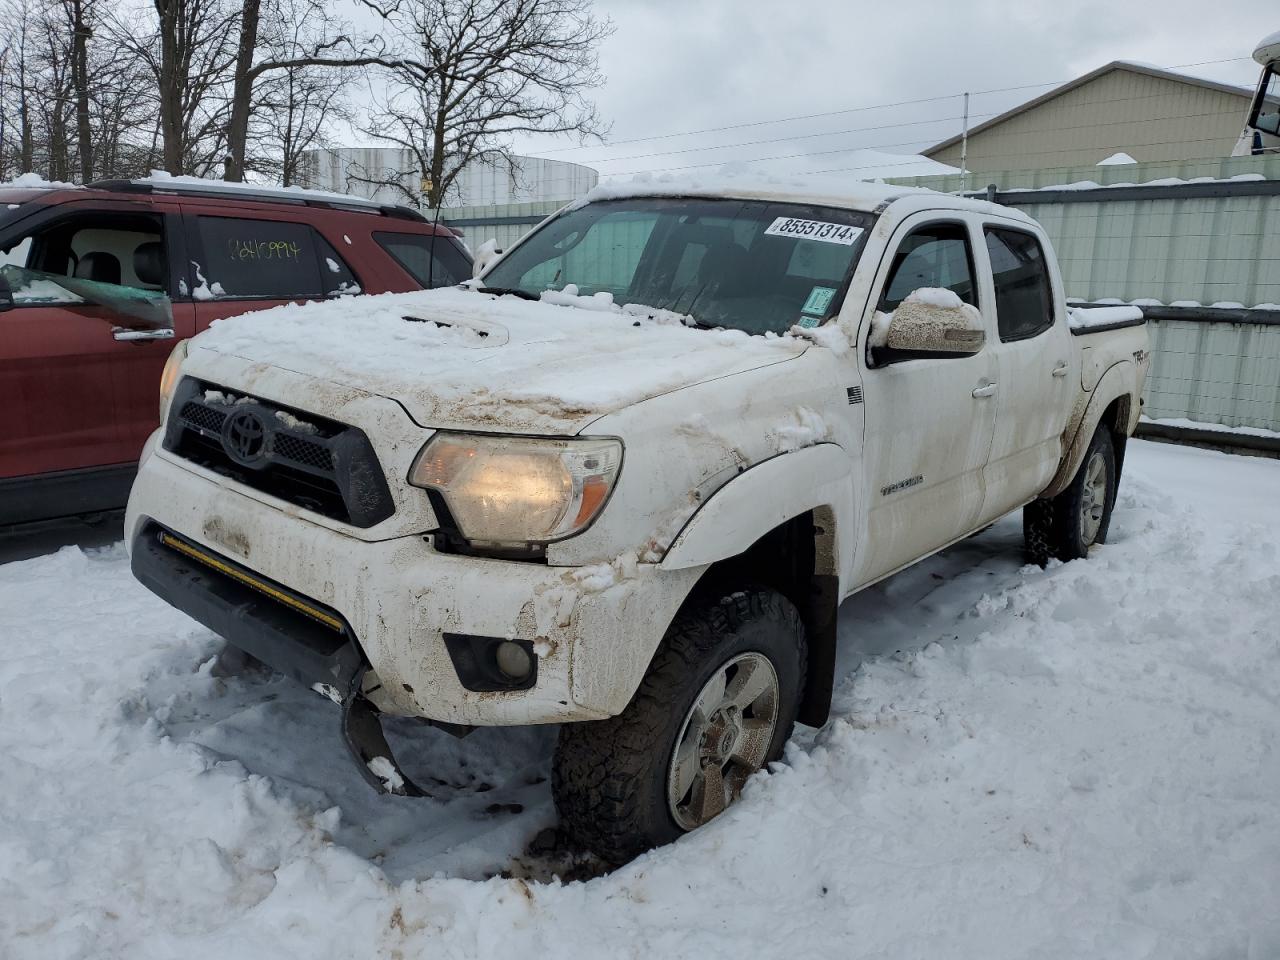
[
  {"left": 764, "top": 217, "right": 864, "bottom": 245},
  {"left": 801, "top": 286, "right": 837, "bottom": 316}
]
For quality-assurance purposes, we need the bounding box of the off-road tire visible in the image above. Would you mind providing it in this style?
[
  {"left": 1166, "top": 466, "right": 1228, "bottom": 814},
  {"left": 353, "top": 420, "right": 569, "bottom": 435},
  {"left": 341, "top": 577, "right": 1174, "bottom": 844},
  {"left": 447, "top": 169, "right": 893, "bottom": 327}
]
[
  {"left": 553, "top": 587, "right": 807, "bottom": 864},
  {"left": 1023, "top": 425, "right": 1117, "bottom": 565}
]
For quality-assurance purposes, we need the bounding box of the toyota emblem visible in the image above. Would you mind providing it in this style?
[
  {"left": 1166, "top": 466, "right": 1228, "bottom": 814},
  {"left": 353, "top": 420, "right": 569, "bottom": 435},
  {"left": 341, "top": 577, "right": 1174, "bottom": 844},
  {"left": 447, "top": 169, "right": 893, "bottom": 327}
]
[{"left": 222, "top": 409, "right": 268, "bottom": 466}]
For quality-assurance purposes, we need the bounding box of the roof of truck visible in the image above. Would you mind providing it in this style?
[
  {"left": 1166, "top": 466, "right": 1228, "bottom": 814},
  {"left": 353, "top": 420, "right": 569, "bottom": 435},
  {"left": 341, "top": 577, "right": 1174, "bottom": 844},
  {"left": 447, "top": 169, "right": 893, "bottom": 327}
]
[{"left": 576, "top": 171, "right": 1034, "bottom": 223}]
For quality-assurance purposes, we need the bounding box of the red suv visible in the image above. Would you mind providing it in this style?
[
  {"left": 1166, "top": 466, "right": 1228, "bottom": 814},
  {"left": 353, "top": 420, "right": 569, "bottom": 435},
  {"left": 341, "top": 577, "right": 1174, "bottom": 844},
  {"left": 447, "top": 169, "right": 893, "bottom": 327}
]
[{"left": 0, "top": 177, "right": 472, "bottom": 525}]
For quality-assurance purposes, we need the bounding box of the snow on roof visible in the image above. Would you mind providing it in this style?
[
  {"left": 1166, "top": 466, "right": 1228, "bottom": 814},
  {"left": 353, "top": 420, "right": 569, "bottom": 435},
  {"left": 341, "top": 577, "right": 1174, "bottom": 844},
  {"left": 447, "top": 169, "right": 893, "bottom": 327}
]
[
  {"left": 1096, "top": 152, "right": 1137, "bottom": 166},
  {"left": 578, "top": 169, "right": 1020, "bottom": 219},
  {"left": 0, "top": 172, "right": 82, "bottom": 191}
]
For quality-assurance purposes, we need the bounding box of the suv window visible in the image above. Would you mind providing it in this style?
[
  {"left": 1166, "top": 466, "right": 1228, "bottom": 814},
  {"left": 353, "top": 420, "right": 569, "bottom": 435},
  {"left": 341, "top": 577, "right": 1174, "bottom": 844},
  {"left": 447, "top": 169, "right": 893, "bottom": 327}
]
[
  {"left": 0, "top": 210, "right": 172, "bottom": 326},
  {"left": 194, "top": 216, "right": 326, "bottom": 299},
  {"left": 374, "top": 232, "right": 470, "bottom": 288},
  {"left": 316, "top": 234, "right": 361, "bottom": 296},
  {"left": 985, "top": 228, "right": 1054, "bottom": 341},
  {"left": 879, "top": 223, "right": 977, "bottom": 313}
]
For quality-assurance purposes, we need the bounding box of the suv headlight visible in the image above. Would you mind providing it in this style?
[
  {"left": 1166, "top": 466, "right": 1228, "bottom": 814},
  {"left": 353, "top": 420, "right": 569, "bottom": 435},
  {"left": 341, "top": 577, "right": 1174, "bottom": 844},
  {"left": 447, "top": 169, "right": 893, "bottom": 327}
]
[
  {"left": 409, "top": 433, "right": 623, "bottom": 546},
  {"left": 159, "top": 340, "right": 189, "bottom": 422}
]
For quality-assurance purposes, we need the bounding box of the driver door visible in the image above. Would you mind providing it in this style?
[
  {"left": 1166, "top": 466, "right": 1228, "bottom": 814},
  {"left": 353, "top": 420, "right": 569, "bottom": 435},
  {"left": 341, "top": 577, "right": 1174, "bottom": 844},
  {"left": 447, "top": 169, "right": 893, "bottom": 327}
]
[
  {"left": 853, "top": 214, "right": 999, "bottom": 587},
  {"left": 0, "top": 203, "right": 193, "bottom": 483}
]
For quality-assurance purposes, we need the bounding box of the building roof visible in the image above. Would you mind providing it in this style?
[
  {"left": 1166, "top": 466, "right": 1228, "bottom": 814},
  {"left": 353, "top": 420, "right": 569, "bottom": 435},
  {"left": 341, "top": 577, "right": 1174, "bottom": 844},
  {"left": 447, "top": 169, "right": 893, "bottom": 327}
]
[{"left": 923, "top": 61, "right": 1275, "bottom": 157}]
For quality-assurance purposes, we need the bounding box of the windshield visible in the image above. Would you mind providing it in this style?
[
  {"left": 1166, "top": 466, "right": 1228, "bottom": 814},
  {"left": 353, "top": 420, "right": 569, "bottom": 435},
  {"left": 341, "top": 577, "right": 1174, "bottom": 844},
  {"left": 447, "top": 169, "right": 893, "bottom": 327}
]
[{"left": 480, "top": 197, "right": 874, "bottom": 335}]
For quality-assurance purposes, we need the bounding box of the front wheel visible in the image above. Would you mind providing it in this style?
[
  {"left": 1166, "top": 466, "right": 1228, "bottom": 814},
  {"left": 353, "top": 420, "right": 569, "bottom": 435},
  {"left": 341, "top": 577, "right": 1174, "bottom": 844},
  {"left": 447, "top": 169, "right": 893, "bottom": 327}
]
[
  {"left": 1024, "top": 425, "right": 1117, "bottom": 565},
  {"left": 553, "top": 587, "right": 806, "bottom": 864}
]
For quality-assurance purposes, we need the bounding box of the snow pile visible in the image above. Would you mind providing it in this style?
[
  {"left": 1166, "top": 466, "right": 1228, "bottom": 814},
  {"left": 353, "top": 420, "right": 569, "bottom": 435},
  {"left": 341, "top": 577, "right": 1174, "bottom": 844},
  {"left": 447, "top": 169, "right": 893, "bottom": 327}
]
[
  {"left": 1067, "top": 305, "right": 1144, "bottom": 330},
  {"left": 3, "top": 442, "right": 1280, "bottom": 958}
]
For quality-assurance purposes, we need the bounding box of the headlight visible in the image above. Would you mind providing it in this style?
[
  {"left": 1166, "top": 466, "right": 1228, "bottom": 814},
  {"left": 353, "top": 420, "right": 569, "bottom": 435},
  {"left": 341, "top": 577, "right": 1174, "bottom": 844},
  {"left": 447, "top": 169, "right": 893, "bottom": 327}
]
[
  {"left": 410, "top": 433, "right": 622, "bottom": 546},
  {"left": 158, "top": 339, "right": 189, "bottom": 422}
]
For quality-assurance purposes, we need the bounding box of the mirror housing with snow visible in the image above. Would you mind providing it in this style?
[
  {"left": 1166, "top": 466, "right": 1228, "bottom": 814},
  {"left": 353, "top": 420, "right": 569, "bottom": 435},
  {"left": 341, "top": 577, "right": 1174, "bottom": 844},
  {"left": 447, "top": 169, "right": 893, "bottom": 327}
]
[
  {"left": 870, "top": 289, "right": 985, "bottom": 366},
  {"left": 472, "top": 239, "right": 503, "bottom": 279}
]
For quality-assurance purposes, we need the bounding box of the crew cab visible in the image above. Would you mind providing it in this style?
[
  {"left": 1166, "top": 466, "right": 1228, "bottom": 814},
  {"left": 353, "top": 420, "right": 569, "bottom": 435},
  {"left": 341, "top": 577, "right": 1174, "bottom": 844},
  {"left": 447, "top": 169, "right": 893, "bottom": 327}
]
[
  {"left": 124, "top": 177, "right": 1148, "bottom": 863},
  {"left": 0, "top": 174, "right": 470, "bottom": 525}
]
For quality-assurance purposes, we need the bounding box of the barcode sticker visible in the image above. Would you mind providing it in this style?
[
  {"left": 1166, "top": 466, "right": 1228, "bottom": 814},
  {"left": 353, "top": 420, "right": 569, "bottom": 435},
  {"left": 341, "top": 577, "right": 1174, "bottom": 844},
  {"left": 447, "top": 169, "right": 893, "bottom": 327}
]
[{"left": 764, "top": 217, "right": 864, "bottom": 245}]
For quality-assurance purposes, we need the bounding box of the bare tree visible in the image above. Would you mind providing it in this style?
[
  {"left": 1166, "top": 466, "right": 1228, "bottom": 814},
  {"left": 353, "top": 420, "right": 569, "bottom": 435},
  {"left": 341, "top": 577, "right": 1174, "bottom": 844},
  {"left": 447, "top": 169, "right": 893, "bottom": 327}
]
[
  {"left": 222, "top": 0, "right": 385, "bottom": 182},
  {"left": 359, "top": 0, "right": 611, "bottom": 210}
]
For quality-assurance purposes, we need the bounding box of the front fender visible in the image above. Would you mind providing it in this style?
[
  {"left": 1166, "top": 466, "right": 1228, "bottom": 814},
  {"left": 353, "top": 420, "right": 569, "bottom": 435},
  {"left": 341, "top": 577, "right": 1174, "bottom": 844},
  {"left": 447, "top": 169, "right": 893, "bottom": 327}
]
[{"left": 660, "top": 443, "right": 856, "bottom": 579}]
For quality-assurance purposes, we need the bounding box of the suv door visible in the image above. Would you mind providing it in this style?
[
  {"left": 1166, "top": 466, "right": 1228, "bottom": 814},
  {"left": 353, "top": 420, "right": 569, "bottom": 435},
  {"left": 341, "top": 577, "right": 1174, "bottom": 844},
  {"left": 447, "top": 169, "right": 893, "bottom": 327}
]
[
  {"left": 974, "top": 224, "right": 1073, "bottom": 524},
  {"left": 0, "top": 201, "right": 193, "bottom": 488},
  {"left": 854, "top": 214, "right": 999, "bottom": 586},
  {"left": 181, "top": 208, "right": 363, "bottom": 332}
]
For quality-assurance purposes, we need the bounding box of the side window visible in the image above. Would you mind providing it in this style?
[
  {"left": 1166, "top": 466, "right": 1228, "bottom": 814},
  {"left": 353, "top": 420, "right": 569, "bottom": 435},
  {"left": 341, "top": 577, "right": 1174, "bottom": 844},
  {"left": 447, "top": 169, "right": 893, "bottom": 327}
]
[
  {"left": 985, "top": 228, "right": 1054, "bottom": 341},
  {"left": 0, "top": 212, "right": 170, "bottom": 320},
  {"left": 878, "top": 222, "right": 977, "bottom": 313},
  {"left": 193, "top": 216, "right": 323, "bottom": 299},
  {"left": 315, "top": 234, "right": 361, "bottom": 296},
  {"left": 374, "top": 231, "right": 471, "bottom": 289}
]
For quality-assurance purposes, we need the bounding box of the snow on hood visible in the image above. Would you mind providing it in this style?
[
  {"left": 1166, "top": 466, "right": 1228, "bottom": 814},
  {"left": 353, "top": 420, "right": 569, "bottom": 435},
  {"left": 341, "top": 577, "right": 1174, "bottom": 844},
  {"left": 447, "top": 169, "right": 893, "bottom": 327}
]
[{"left": 193, "top": 287, "right": 808, "bottom": 434}]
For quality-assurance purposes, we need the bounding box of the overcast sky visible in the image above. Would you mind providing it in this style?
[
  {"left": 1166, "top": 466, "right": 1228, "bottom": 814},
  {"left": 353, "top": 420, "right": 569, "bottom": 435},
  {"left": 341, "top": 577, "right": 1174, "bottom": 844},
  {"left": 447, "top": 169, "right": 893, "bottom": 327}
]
[{"left": 497, "top": 0, "right": 1275, "bottom": 183}]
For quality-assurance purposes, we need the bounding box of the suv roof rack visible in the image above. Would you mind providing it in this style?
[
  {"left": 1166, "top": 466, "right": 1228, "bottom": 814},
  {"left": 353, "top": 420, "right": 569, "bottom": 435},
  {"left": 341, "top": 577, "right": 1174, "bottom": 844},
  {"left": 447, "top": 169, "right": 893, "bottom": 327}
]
[{"left": 85, "top": 178, "right": 428, "bottom": 223}]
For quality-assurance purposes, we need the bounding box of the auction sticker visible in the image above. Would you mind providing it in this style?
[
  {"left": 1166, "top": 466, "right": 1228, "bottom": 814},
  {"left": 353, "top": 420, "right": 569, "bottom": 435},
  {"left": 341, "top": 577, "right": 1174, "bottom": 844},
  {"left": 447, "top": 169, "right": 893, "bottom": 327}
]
[{"left": 764, "top": 217, "right": 864, "bottom": 245}]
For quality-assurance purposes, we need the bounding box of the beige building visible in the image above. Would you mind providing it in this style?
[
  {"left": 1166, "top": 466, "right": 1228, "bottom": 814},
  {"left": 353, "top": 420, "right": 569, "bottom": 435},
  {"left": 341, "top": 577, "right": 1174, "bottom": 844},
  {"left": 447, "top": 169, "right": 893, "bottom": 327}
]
[{"left": 924, "top": 62, "right": 1273, "bottom": 174}]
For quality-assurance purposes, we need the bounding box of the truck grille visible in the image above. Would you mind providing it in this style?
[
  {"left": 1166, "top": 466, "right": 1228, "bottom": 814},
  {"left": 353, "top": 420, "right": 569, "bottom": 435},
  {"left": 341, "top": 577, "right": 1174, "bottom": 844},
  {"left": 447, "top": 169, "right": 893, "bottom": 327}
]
[{"left": 163, "top": 377, "right": 394, "bottom": 528}]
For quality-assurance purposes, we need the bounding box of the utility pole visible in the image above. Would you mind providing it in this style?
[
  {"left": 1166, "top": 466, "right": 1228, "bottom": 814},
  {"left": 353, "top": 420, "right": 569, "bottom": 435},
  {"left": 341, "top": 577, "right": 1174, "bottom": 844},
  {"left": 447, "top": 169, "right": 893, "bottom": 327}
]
[{"left": 959, "top": 91, "right": 970, "bottom": 194}]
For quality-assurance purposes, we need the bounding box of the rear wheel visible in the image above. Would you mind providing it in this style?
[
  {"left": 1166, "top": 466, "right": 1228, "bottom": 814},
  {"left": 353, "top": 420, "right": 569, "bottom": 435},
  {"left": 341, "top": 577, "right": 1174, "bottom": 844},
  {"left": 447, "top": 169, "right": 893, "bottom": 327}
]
[
  {"left": 553, "top": 587, "right": 806, "bottom": 864},
  {"left": 1024, "top": 425, "right": 1117, "bottom": 565}
]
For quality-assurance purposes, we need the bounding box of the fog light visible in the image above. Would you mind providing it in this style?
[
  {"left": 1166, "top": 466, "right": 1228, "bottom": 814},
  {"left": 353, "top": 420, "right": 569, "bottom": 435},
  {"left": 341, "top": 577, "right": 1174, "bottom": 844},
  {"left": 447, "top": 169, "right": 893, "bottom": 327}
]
[{"left": 495, "top": 640, "right": 533, "bottom": 680}]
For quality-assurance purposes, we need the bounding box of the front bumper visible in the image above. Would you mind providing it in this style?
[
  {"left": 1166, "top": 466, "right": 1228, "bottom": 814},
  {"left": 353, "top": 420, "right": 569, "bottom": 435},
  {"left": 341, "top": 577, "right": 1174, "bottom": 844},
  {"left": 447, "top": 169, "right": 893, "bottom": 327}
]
[{"left": 125, "top": 437, "right": 703, "bottom": 726}]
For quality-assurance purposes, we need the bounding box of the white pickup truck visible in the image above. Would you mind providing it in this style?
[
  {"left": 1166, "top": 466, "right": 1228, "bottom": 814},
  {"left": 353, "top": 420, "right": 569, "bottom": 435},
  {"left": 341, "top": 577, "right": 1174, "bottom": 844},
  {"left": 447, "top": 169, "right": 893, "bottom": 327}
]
[{"left": 126, "top": 177, "right": 1149, "bottom": 862}]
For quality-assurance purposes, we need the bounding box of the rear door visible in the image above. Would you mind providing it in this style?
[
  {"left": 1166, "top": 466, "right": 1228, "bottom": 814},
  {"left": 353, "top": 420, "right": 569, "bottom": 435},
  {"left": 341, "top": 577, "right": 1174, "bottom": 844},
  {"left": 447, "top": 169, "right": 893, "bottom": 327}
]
[
  {"left": 854, "top": 213, "right": 999, "bottom": 586},
  {"left": 180, "top": 208, "right": 363, "bottom": 332},
  {"left": 0, "top": 201, "right": 193, "bottom": 481},
  {"left": 975, "top": 223, "right": 1073, "bottom": 523}
]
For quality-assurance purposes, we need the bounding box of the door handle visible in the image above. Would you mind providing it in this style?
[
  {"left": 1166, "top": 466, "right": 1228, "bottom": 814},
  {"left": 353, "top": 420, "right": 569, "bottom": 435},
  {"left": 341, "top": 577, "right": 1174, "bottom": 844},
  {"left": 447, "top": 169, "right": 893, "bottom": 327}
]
[
  {"left": 972, "top": 382, "right": 997, "bottom": 398},
  {"left": 1051, "top": 362, "right": 1069, "bottom": 377},
  {"left": 113, "top": 327, "right": 175, "bottom": 342}
]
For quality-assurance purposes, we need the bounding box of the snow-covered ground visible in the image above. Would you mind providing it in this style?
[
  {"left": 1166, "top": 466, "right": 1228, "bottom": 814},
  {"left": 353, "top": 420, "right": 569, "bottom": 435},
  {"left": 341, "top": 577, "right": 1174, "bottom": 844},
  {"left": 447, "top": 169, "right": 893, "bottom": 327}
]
[{"left": 2, "top": 439, "right": 1278, "bottom": 959}]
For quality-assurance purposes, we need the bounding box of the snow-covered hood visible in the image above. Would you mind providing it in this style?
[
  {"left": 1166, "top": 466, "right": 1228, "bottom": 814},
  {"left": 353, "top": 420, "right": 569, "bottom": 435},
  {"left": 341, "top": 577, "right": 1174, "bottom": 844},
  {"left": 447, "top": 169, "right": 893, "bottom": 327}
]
[{"left": 190, "top": 287, "right": 809, "bottom": 434}]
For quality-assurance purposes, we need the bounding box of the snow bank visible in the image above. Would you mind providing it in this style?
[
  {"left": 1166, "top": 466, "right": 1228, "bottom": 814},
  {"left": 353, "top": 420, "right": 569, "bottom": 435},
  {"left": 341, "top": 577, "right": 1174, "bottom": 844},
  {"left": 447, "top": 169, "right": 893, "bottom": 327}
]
[{"left": 3, "top": 442, "right": 1280, "bottom": 958}]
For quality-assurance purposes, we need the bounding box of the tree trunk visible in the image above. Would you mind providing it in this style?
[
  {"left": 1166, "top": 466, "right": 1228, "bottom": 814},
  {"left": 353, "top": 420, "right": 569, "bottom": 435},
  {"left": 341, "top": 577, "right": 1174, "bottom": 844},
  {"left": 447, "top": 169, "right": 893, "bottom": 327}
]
[
  {"left": 154, "top": 0, "right": 184, "bottom": 175},
  {"left": 71, "top": 0, "right": 94, "bottom": 182},
  {"left": 224, "top": 0, "right": 260, "bottom": 182}
]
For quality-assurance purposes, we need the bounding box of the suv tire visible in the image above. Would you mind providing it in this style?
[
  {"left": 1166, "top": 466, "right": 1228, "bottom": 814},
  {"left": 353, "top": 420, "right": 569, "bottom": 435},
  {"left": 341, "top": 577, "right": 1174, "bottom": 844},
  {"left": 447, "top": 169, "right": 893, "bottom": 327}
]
[
  {"left": 553, "top": 586, "right": 807, "bottom": 864},
  {"left": 1024, "top": 425, "right": 1117, "bottom": 565}
]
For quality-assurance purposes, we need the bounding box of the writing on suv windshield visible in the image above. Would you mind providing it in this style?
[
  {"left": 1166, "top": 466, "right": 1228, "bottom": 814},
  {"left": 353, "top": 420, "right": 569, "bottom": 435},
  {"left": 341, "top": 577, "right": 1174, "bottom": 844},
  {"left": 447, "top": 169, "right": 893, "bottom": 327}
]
[{"left": 479, "top": 197, "right": 874, "bottom": 335}]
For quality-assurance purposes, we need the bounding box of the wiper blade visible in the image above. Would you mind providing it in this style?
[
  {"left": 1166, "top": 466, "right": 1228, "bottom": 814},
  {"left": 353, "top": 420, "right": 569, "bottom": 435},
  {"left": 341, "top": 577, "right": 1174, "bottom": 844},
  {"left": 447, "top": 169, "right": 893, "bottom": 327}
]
[{"left": 476, "top": 285, "right": 539, "bottom": 302}]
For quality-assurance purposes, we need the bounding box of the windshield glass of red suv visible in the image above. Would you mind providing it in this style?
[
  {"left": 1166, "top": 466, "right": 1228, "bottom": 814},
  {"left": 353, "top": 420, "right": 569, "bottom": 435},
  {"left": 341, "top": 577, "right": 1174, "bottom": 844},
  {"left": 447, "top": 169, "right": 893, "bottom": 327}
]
[{"left": 478, "top": 197, "right": 874, "bottom": 335}]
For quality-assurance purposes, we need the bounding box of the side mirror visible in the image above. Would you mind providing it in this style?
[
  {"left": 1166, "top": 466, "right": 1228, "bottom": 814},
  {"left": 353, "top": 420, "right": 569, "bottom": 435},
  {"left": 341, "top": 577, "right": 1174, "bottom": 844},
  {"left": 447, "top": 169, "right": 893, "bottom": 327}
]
[
  {"left": 472, "top": 238, "right": 503, "bottom": 278},
  {"left": 875, "top": 290, "right": 984, "bottom": 360}
]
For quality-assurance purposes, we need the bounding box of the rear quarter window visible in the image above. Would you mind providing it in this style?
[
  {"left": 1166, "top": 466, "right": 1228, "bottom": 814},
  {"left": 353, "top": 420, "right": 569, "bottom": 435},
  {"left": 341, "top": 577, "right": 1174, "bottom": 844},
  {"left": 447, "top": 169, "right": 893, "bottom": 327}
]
[{"left": 374, "top": 232, "right": 470, "bottom": 289}]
